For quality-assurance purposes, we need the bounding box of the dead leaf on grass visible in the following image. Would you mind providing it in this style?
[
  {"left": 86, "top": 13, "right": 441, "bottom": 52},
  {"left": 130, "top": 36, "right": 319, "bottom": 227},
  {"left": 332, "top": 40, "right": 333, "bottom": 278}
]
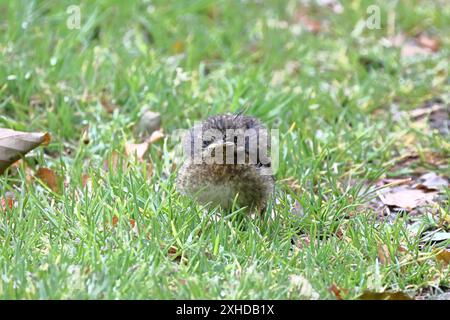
[
  {"left": 379, "top": 186, "right": 438, "bottom": 211},
  {"left": 289, "top": 275, "right": 319, "bottom": 299},
  {"left": 100, "top": 92, "right": 119, "bottom": 113},
  {"left": 435, "top": 249, "right": 450, "bottom": 266},
  {"left": 0, "top": 129, "right": 51, "bottom": 175},
  {"left": 82, "top": 173, "right": 90, "bottom": 188},
  {"left": 329, "top": 283, "right": 345, "bottom": 300},
  {"left": 35, "top": 167, "right": 61, "bottom": 193},
  {"left": 384, "top": 33, "right": 441, "bottom": 58},
  {"left": 416, "top": 34, "right": 440, "bottom": 52},
  {"left": 103, "top": 151, "right": 127, "bottom": 172},
  {"left": 146, "top": 129, "right": 164, "bottom": 144},
  {"left": 293, "top": 9, "right": 323, "bottom": 33},
  {"left": 377, "top": 243, "right": 392, "bottom": 265},
  {"left": 416, "top": 172, "right": 448, "bottom": 191},
  {"left": 357, "top": 290, "right": 413, "bottom": 300},
  {"left": 1, "top": 195, "right": 14, "bottom": 211},
  {"left": 125, "top": 141, "right": 149, "bottom": 161}
]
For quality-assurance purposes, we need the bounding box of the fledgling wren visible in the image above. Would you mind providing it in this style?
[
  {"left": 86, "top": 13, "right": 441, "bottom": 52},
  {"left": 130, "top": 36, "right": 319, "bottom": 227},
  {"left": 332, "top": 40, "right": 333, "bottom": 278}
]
[{"left": 176, "top": 114, "right": 275, "bottom": 213}]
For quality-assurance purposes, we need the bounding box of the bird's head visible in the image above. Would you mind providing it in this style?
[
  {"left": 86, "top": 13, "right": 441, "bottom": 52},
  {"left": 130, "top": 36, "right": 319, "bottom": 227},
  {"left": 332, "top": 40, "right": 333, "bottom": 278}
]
[{"left": 183, "top": 114, "right": 271, "bottom": 167}]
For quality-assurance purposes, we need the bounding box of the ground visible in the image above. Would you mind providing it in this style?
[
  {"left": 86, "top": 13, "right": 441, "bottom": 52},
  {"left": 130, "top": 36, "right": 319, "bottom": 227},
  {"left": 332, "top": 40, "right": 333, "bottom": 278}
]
[{"left": 0, "top": 0, "right": 449, "bottom": 299}]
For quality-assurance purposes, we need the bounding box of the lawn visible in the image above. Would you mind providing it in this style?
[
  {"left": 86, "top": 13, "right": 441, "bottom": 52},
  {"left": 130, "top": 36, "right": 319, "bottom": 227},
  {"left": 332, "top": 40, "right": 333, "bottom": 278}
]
[{"left": 0, "top": 0, "right": 449, "bottom": 299}]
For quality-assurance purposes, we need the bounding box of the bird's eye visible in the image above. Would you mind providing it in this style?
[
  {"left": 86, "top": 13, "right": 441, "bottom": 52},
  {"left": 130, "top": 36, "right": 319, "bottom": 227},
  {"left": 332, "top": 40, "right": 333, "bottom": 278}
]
[{"left": 202, "top": 140, "right": 212, "bottom": 148}]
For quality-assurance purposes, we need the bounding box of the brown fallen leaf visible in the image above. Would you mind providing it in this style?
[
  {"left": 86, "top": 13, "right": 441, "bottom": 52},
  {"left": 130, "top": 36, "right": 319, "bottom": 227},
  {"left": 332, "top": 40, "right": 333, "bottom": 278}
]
[
  {"left": 172, "top": 40, "right": 185, "bottom": 54},
  {"left": 407, "top": 103, "right": 447, "bottom": 121},
  {"left": 357, "top": 291, "right": 413, "bottom": 300},
  {"left": 435, "top": 249, "right": 450, "bottom": 266},
  {"left": 146, "top": 129, "right": 164, "bottom": 144},
  {"left": 377, "top": 243, "right": 392, "bottom": 265},
  {"left": 125, "top": 141, "right": 149, "bottom": 161},
  {"left": 416, "top": 172, "right": 448, "bottom": 191},
  {"left": 103, "top": 151, "right": 127, "bottom": 172},
  {"left": 1, "top": 196, "right": 14, "bottom": 211},
  {"left": 35, "top": 167, "right": 60, "bottom": 193},
  {"left": 168, "top": 245, "right": 178, "bottom": 256},
  {"left": 289, "top": 275, "right": 320, "bottom": 299},
  {"left": 281, "top": 176, "right": 302, "bottom": 193},
  {"left": 167, "top": 245, "right": 184, "bottom": 262},
  {"left": 145, "top": 162, "right": 153, "bottom": 180},
  {"left": 416, "top": 34, "right": 440, "bottom": 52},
  {"left": 100, "top": 92, "right": 119, "bottom": 113},
  {"left": 295, "top": 235, "right": 311, "bottom": 250},
  {"left": 401, "top": 43, "right": 432, "bottom": 58},
  {"left": 380, "top": 186, "right": 437, "bottom": 211},
  {"left": 82, "top": 173, "right": 90, "bottom": 188},
  {"left": 386, "top": 33, "right": 440, "bottom": 58},
  {"left": 0, "top": 128, "right": 51, "bottom": 175},
  {"left": 293, "top": 9, "right": 322, "bottom": 33},
  {"left": 112, "top": 215, "right": 136, "bottom": 229},
  {"left": 29, "top": 94, "right": 45, "bottom": 108},
  {"left": 329, "top": 283, "right": 344, "bottom": 300}
]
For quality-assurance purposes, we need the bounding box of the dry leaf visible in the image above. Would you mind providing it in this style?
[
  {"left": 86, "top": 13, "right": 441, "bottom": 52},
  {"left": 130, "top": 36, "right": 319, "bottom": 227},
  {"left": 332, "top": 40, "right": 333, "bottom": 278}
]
[
  {"left": 100, "top": 94, "right": 119, "bottom": 113},
  {"left": 295, "top": 235, "right": 311, "bottom": 250},
  {"left": 380, "top": 186, "right": 437, "bottom": 210},
  {"left": 386, "top": 33, "right": 440, "bottom": 58},
  {"left": 407, "top": 103, "right": 446, "bottom": 120},
  {"left": 82, "top": 173, "right": 90, "bottom": 188},
  {"left": 315, "top": 0, "right": 343, "bottom": 14},
  {"left": 112, "top": 215, "right": 119, "bottom": 226},
  {"left": 357, "top": 291, "right": 413, "bottom": 300},
  {"left": 112, "top": 215, "right": 136, "bottom": 229},
  {"left": 377, "top": 244, "right": 392, "bottom": 265},
  {"left": 29, "top": 94, "right": 45, "bottom": 108},
  {"left": 401, "top": 43, "right": 431, "bottom": 58},
  {"left": 435, "top": 249, "right": 450, "bottom": 266},
  {"left": 146, "top": 129, "right": 164, "bottom": 144},
  {"left": 1, "top": 196, "right": 14, "bottom": 211},
  {"left": 125, "top": 141, "right": 149, "bottom": 161},
  {"left": 35, "top": 167, "right": 60, "bottom": 193},
  {"left": 168, "top": 245, "right": 178, "bottom": 256},
  {"left": 103, "top": 151, "right": 127, "bottom": 172},
  {"left": 424, "top": 231, "right": 450, "bottom": 242},
  {"left": 0, "top": 128, "right": 51, "bottom": 174},
  {"left": 172, "top": 40, "right": 185, "bottom": 54},
  {"left": 167, "top": 245, "right": 183, "bottom": 262},
  {"left": 281, "top": 177, "right": 302, "bottom": 193},
  {"left": 293, "top": 9, "right": 322, "bottom": 33},
  {"left": 398, "top": 245, "right": 408, "bottom": 253},
  {"left": 329, "top": 283, "right": 344, "bottom": 300},
  {"left": 145, "top": 162, "right": 153, "bottom": 180},
  {"left": 289, "top": 275, "right": 319, "bottom": 299},
  {"left": 416, "top": 34, "right": 440, "bottom": 52},
  {"left": 416, "top": 172, "right": 448, "bottom": 191}
]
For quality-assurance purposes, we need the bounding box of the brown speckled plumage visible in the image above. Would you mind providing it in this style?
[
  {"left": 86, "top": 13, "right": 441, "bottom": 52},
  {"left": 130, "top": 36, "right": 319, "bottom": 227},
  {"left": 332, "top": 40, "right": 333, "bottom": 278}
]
[{"left": 176, "top": 114, "right": 274, "bottom": 212}]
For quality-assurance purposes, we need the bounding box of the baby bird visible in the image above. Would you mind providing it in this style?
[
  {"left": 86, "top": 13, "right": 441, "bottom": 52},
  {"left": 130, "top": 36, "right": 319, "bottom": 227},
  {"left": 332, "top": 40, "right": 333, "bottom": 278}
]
[{"left": 176, "top": 114, "right": 275, "bottom": 213}]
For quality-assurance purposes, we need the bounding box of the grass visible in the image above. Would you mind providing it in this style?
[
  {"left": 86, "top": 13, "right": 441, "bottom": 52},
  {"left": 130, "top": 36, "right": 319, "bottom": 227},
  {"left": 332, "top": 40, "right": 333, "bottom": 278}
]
[{"left": 0, "top": 0, "right": 449, "bottom": 299}]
